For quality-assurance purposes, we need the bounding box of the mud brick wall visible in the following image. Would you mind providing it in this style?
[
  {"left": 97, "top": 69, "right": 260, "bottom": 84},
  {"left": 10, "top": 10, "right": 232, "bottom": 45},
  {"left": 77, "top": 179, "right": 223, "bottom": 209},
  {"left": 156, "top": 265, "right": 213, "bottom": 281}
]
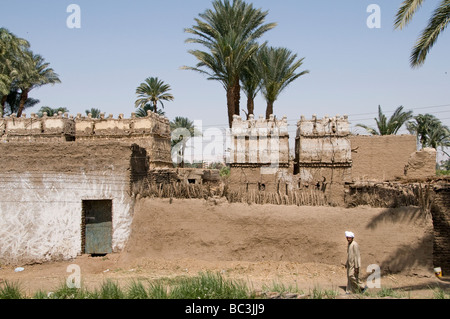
[
  {"left": 229, "top": 114, "right": 290, "bottom": 194},
  {"left": 431, "top": 184, "right": 450, "bottom": 275},
  {"left": 229, "top": 114, "right": 290, "bottom": 166},
  {"left": 295, "top": 115, "right": 352, "bottom": 206},
  {"left": 350, "top": 135, "right": 417, "bottom": 181}
]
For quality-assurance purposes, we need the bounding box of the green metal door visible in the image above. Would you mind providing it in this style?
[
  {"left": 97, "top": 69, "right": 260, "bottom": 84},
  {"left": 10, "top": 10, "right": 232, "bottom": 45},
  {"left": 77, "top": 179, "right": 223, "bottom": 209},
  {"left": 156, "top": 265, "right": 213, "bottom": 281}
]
[{"left": 83, "top": 200, "right": 112, "bottom": 254}]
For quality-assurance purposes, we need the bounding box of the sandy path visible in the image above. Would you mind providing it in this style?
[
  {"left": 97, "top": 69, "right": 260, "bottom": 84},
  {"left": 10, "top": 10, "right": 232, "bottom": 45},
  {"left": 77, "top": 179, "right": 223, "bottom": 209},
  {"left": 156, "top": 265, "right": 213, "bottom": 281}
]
[{"left": 1, "top": 198, "right": 448, "bottom": 298}]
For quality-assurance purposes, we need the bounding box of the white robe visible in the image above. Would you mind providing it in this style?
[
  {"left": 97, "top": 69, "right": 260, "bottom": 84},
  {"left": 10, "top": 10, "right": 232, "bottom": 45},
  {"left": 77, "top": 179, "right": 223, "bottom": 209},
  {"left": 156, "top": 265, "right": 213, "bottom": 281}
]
[{"left": 346, "top": 240, "right": 365, "bottom": 293}]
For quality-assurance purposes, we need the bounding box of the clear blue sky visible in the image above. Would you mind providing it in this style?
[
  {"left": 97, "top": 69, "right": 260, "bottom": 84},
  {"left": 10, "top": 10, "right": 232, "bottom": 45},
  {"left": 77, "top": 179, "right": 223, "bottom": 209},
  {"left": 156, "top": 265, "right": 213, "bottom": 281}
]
[{"left": 2, "top": 0, "right": 449, "bottom": 139}]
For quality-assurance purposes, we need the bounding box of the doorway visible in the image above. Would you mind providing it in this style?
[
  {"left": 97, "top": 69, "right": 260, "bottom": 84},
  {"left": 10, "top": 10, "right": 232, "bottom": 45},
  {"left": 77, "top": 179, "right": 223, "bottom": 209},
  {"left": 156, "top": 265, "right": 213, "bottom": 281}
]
[{"left": 82, "top": 200, "right": 112, "bottom": 255}]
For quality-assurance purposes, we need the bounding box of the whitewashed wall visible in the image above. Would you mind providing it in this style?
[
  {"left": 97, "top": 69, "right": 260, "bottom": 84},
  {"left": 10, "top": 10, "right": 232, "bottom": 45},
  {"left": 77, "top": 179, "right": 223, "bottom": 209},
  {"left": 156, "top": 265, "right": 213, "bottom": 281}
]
[{"left": 0, "top": 171, "right": 134, "bottom": 264}]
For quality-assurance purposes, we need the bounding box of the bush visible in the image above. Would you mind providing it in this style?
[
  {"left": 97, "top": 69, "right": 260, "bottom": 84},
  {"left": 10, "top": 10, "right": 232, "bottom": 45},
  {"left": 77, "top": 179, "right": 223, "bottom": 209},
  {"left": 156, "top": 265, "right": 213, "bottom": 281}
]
[{"left": 219, "top": 166, "right": 230, "bottom": 178}]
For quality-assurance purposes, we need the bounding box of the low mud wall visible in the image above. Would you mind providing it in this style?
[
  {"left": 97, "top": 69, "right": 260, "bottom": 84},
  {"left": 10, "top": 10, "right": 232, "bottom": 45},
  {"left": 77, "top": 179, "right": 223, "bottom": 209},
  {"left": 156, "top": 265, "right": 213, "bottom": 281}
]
[
  {"left": 431, "top": 183, "right": 450, "bottom": 275},
  {"left": 350, "top": 135, "right": 417, "bottom": 181}
]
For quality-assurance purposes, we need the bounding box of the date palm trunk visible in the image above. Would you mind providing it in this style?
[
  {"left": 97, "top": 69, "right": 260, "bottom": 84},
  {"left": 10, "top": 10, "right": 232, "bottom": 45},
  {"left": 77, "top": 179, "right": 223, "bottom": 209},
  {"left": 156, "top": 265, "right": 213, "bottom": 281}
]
[
  {"left": 246, "top": 97, "right": 254, "bottom": 120},
  {"left": 265, "top": 100, "right": 274, "bottom": 120},
  {"left": 1, "top": 95, "right": 7, "bottom": 117},
  {"left": 17, "top": 88, "right": 29, "bottom": 118},
  {"left": 227, "top": 78, "right": 241, "bottom": 128}
]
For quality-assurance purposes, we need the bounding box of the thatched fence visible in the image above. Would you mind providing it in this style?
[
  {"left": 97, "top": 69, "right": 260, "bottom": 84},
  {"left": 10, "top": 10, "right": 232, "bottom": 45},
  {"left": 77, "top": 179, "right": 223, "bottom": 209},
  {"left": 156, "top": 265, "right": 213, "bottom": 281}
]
[{"left": 132, "top": 178, "right": 328, "bottom": 207}]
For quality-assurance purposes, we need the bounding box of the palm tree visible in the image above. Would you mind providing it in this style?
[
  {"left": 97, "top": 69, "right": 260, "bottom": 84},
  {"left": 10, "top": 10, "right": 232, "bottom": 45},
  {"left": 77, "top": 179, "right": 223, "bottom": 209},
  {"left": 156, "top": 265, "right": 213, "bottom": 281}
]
[
  {"left": 257, "top": 46, "right": 309, "bottom": 119},
  {"left": 394, "top": 0, "right": 450, "bottom": 68},
  {"left": 407, "top": 114, "right": 450, "bottom": 153},
  {"left": 135, "top": 103, "right": 166, "bottom": 117},
  {"left": 183, "top": 0, "right": 276, "bottom": 128},
  {"left": 38, "top": 106, "right": 69, "bottom": 117},
  {"left": 0, "top": 28, "right": 30, "bottom": 116},
  {"left": 240, "top": 53, "right": 262, "bottom": 119},
  {"left": 15, "top": 52, "right": 61, "bottom": 118},
  {"left": 85, "top": 108, "right": 102, "bottom": 119},
  {"left": 135, "top": 77, "right": 174, "bottom": 114},
  {"left": 3, "top": 88, "right": 39, "bottom": 116},
  {"left": 356, "top": 105, "right": 413, "bottom": 135},
  {"left": 170, "top": 116, "right": 199, "bottom": 168}
]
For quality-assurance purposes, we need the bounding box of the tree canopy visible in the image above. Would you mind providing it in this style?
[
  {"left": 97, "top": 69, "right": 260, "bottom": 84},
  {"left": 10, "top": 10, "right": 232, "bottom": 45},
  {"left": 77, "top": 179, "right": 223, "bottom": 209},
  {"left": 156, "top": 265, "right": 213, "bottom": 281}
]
[
  {"left": 356, "top": 105, "right": 413, "bottom": 135},
  {"left": 184, "top": 0, "right": 309, "bottom": 127}
]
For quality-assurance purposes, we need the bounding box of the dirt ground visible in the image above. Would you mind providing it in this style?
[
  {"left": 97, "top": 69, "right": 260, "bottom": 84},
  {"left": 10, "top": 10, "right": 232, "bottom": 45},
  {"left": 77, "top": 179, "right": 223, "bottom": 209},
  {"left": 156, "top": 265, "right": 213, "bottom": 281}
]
[{"left": 1, "top": 198, "right": 449, "bottom": 299}]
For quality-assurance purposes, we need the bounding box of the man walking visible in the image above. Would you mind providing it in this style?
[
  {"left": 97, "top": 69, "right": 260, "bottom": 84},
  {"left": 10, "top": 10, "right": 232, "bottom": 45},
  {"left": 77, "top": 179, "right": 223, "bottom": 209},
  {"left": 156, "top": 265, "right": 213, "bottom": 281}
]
[{"left": 345, "top": 231, "right": 368, "bottom": 294}]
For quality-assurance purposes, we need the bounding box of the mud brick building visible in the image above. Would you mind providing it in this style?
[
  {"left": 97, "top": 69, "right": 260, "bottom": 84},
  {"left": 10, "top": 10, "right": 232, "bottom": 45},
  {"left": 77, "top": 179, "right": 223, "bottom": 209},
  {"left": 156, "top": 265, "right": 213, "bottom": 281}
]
[
  {"left": 0, "top": 111, "right": 171, "bottom": 264},
  {"left": 294, "top": 115, "right": 352, "bottom": 205},
  {"left": 228, "top": 114, "right": 291, "bottom": 194}
]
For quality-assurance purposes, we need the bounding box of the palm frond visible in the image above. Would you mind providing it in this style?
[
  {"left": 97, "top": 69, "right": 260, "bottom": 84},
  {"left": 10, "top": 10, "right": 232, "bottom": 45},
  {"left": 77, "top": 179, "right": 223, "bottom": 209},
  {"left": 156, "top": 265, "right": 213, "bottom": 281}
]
[
  {"left": 394, "top": 0, "right": 425, "bottom": 30},
  {"left": 357, "top": 105, "right": 413, "bottom": 135},
  {"left": 258, "top": 46, "right": 308, "bottom": 104},
  {"left": 410, "top": 0, "right": 450, "bottom": 68},
  {"left": 135, "top": 77, "right": 174, "bottom": 112},
  {"left": 355, "top": 124, "right": 380, "bottom": 136}
]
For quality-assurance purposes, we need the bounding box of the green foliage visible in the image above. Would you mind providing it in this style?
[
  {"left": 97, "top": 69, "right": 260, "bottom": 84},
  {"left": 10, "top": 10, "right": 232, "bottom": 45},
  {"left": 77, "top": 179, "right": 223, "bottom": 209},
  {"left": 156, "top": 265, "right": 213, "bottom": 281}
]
[
  {"left": 219, "top": 166, "right": 230, "bottom": 177},
  {"left": 183, "top": 0, "right": 276, "bottom": 127},
  {"left": 170, "top": 116, "right": 201, "bottom": 168},
  {"left": 256, "top": 46, "right": 309, "bottom": 119},
  {"left": 147, "top": 281, "right": 170, "bottom": 299},
  {"left": 262, "top": 280, "right": 303, "bottom": 295},
  {"left": 135, "top": 104, "right": 165, "bottom": 117},
  {"left": 407, "top": 113, "right": 450, "bottom": 150},
  {"left": 169, "top": 271, "right": 251, "bottom": 299},
  {"left": 85, "top": 108, "right": 102, "bottom": 119},
  {"left": 308, "top": 285, "right": 339, "bottom": 299},
  {"left": 38, "top": 106, "right": 69, "bottom": 117},
  {"left": 432, "top": 287, "right": 450, "bottom": 299},
  {"left": 375, "top": 287, "right": 408, "bottom": 298},
  {"left": 2, "top": 88, "right": 39, "bottom": 116},
  {"left": 99, "top": 280, "right": 125, "bottom": 299},
  {"left": 0, "top": 281, "right": 23, "bottom": 299},
  {"left": 439, "top": 158, "right": 450, "bottom": 170},
  {"left": 394, "top": 0, "right": 450, "bottom": 68},
  {"left": 0, "top": 28, "right": 60, "bottom": 117},
  {"left": 356, "top": 105, "right": 413, "bottom": 135},
  {"left": 135, "top": 77, "right": 174, "bottom": 114},
  {"left": 7, "top": 272, "right": 252, "bottom": 299},
  {"left": 4, "top": 274, "right": 449, "bottom": 299}
]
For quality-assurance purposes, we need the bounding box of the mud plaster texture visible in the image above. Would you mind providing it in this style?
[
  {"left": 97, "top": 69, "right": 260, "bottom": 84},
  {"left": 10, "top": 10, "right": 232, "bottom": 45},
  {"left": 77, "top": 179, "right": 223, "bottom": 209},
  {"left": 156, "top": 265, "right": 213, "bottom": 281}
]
[{"left": 350, "top": 135, "right": 418, "bottom": 181}]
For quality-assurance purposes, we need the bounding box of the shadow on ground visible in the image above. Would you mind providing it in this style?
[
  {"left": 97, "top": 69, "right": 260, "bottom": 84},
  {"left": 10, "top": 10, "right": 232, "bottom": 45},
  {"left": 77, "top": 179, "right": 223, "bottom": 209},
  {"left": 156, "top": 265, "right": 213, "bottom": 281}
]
[{"left": 365, "top": 207, "right": 433, "bottom": 273}]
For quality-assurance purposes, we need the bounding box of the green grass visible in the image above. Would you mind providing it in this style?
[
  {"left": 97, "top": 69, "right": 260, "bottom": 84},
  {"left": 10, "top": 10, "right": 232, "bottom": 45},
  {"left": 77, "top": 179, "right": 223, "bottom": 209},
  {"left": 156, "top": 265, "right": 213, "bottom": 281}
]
[
  {"left": 432, "top": 287, "right": 450, "bottom": 299},
  {"left": 169, "top": 271, "right": 252, "bottom": 299},
  {"left": 0, "top": 281, "right": 23, "bottom": 299},
  {"left": 262, "top": 280, "right": 304, "bottom": 295},
  {"left": 358, "top": 287, "right": 410, "bottom": 299},
  {"left": 308, "top": 285, "right": 339, "bottom": 299},
  {"left": 1, "top": 272, "right": 253, "bottom": 299},
  {"left": 3, "top": 273, "right": 447, "bottom": 299}
]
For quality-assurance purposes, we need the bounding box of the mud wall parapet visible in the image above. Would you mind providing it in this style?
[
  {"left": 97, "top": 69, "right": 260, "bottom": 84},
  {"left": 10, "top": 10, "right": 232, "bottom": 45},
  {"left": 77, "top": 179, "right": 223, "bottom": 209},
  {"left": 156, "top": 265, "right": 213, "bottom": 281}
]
[
  {"left": 0, "top": 111, "right": 172, "bottom": 168},
  {"left": 0, "top": 111, "right": 170, "bottom": 140}
]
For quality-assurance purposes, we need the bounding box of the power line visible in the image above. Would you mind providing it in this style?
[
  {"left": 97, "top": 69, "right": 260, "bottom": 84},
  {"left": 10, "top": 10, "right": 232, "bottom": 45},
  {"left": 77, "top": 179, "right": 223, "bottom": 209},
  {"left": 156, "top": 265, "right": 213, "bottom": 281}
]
[{"left": 189, "top": 103, "right": 450, "bottom": 129}]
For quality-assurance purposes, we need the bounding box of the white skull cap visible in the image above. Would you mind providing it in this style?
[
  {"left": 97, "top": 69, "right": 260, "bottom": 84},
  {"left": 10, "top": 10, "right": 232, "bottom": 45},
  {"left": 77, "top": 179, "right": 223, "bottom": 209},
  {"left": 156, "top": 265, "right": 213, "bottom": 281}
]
[{"left": 345, "top": 231, "right": 355, "bottom": 238}]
